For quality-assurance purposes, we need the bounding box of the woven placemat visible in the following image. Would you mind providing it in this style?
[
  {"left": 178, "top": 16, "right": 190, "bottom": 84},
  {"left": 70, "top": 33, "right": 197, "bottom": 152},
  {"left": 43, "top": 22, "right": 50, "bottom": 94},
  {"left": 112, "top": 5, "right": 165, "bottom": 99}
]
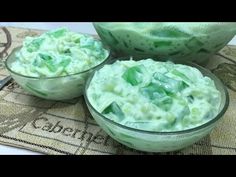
[{"left": 0, "top": 26, "right": 236, "bottom": 155}]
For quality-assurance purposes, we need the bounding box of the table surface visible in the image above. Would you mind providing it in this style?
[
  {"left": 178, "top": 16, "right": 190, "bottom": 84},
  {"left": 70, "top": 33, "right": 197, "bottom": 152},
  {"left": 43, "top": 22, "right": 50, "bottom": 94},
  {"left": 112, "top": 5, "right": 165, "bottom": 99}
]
[{"left": 0, "top": 22, "right": 235, "bottom": 155}]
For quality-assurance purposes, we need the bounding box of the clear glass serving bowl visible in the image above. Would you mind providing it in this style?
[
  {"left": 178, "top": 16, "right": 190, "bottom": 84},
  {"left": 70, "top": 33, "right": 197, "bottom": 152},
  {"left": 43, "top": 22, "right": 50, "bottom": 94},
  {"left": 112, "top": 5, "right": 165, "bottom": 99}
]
[
  {"left": 93, "top": 22, "right": 236, "bottom": 65},
  {"left": 5, "top": 46, "right": 111, "bottom": 100},
  {"left": 84, "top": 59, "right": 229, "bottom": 152}
]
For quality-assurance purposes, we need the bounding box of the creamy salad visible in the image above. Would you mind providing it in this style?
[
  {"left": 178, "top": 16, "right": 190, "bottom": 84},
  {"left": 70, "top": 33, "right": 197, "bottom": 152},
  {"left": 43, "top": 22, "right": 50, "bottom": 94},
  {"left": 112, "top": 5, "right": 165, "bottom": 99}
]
[
  {"left": 87, "top": 59, "right": 221, "bottom": 132},
  {"left": 10, "top": 28, "right": 109, "bottom": 77}
]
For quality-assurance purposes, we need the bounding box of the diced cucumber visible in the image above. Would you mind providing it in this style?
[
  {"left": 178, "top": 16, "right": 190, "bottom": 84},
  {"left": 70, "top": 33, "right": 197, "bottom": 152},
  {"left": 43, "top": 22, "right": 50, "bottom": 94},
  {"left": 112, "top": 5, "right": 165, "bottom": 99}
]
[
  {"left": 153, "top": 72, "right": 188, "bottom": 93},
  {"left": 102, "top": 102, "right": 125, "bottom": 120},
  {"left": 122, "top": 65, "right": 145, "bottom": 86},
  {"left": 140, "top": 82, "right": 167, "bottom": 100}
]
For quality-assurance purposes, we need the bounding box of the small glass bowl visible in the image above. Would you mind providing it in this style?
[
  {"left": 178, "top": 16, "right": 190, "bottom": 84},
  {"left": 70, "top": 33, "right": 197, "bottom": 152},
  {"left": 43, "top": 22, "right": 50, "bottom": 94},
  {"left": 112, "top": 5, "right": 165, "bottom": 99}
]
[
  {"left": 5, "top": 46, "right": 111, "bottom": 100},
  {"left": 84, "top": 59, "right": 229, "bottom": 152}
]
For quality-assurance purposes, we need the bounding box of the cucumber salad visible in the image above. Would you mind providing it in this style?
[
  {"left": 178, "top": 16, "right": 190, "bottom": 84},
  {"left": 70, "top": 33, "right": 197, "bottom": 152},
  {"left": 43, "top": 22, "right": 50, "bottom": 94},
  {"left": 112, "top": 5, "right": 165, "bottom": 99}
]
[
  {"left": 10, "top": 28, "right": 109, "bottom": 77},
  {"left": 87, "top": 59, "right": 221, "bottom": 132}
]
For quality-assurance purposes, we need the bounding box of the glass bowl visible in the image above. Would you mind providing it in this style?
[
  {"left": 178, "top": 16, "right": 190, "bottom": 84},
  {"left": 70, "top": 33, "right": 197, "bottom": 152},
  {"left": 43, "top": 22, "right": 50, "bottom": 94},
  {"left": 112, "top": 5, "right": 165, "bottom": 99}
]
[
  {"left": 93, "top": 22, "right": 236, "bottom": 65},
  {"left": 5, "top": 46, "right": 111, "bottom": 100},
  {"left": 84, "top": 59, "right": 229, "bottom": 152}
]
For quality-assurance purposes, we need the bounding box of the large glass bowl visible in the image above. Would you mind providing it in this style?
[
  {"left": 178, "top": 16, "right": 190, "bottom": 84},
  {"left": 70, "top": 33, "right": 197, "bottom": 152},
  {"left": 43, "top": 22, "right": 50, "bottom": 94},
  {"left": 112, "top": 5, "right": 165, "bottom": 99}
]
[
  {"left": 93, "top": 22, "right": 236, "bottom": 64},
  {"left": 5, "top": 46, "right": 111, "bottom": 100},
  {"left": 84, "top": 59, "right": 229, "bottom": 152}
]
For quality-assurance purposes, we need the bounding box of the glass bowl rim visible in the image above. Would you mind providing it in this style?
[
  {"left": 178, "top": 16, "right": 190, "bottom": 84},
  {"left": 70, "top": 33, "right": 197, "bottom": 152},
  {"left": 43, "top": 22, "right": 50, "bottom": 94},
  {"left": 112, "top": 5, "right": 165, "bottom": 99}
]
[{"left": 84, "top": 58, "right": 230, "bottom": 135}]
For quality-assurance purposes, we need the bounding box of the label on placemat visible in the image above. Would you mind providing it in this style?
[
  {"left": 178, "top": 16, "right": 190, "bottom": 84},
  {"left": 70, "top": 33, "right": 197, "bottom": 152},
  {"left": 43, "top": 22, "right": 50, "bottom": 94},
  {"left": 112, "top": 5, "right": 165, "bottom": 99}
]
[{"left": 0, "top": 26, "right": 236, "bottom": 155}]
